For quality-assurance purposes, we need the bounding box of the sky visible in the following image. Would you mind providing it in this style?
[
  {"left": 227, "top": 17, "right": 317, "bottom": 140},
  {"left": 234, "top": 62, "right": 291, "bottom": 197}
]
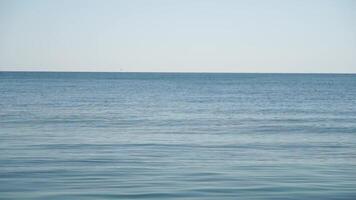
[{"left": 0, "top": 0, "right": 355, "bottom": 73}]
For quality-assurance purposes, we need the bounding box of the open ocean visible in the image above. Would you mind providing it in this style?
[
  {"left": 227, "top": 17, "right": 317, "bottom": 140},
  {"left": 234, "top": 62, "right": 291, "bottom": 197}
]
[{"left": 1, "top": 72, "right": 356, "bottom": 200}]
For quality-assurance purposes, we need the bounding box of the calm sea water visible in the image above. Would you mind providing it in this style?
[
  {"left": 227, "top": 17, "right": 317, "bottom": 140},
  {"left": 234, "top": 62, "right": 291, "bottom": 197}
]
[{"left": 1, "top": 72, "right": 356, "bottom": 200}]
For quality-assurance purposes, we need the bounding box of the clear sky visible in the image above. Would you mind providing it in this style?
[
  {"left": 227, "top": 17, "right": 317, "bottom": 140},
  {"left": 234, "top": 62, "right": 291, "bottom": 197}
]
[{"left": 0, "top": 0, "right": 355, "bottom": 73}]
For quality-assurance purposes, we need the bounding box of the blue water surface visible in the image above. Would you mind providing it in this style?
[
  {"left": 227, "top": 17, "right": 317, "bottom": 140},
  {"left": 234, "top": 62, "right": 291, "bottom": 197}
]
[{"left": 1, "top": 72, "right": 356, "bottom": 199}]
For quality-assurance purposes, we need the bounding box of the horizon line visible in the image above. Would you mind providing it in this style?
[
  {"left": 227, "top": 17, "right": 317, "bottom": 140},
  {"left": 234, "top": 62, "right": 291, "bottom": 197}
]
[{"left": 0, "top": 70, "right": 355, "bottom": 75}]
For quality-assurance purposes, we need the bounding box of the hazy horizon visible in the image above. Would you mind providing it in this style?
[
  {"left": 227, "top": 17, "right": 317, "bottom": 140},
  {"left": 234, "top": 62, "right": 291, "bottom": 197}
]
[
  {"left": 1, "top": 69, "right": 356, "bottom": 74},
  {"left": 1, "top": 0, "right": 355, "bottom": 73}
]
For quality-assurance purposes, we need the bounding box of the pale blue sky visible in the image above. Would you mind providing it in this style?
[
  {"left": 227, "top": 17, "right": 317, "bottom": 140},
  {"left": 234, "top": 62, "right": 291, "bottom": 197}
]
[{"left": 0, "top": 0, "right": 355, "bottom": 73}]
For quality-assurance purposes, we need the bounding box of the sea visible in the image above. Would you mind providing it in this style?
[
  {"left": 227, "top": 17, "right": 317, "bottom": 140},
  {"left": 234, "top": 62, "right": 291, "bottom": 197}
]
[{"left": 1, "top": 72, "right": 356, "bottom": 199}]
